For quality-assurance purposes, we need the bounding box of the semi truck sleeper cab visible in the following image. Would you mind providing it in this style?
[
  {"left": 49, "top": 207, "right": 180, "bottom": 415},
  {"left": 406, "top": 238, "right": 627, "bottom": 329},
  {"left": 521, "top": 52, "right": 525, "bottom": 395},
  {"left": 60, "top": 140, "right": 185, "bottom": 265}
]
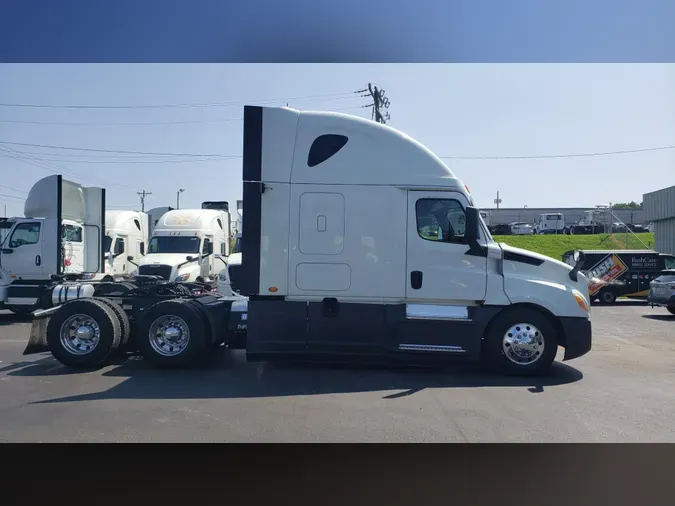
[{"left": 25, "top": 105, "right": 592, "bottom": 376}]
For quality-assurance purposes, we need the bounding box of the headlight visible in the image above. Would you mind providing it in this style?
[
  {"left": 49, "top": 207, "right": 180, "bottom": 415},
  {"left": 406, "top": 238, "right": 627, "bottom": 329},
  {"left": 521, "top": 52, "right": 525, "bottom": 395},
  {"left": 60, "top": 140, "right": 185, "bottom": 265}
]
[
  {"left": 175, "top": 273, "right": 190, "bottom": 282},
  {"left": 572, "top": 289, "right": 589, "bottom": 312},
  {"left": 218, "top": 273, "right": 228, "bottom": 281},
  {"left": 81, "top": 273, "right": 96, "bottom": 280}
]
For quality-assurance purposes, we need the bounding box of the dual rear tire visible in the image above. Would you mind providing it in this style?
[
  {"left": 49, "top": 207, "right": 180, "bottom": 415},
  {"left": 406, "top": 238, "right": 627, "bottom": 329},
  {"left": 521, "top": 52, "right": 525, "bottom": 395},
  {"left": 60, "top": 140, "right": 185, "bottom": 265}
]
[{"left": 46, "top": 298, "right": 211, "bottom": 370}]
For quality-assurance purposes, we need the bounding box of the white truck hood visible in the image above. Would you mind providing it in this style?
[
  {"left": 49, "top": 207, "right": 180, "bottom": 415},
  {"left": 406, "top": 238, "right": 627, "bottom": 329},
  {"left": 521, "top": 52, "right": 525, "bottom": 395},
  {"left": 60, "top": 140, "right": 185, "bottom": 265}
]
[
  {"left": 497, "top": 242, "right": 590, "bottom": 317},
  {"left": 138, "top": 253, "right": 196, "bottom": 267}
]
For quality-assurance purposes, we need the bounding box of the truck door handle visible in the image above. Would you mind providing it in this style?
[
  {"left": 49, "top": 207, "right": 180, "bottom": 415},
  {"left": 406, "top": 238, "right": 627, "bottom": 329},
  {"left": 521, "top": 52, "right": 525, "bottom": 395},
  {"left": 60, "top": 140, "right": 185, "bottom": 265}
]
[
  {"left": 35, "top": 255, "right": 41, "bottom": 266},
  {"left": 410, "top": 271, "right": 423, "bottom": 290}
]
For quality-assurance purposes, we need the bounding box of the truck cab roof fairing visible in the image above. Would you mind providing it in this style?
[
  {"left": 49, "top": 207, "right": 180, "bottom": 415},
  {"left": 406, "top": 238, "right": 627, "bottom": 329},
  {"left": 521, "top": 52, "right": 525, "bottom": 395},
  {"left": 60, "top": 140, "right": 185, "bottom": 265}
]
[{"left": 242, "top": 105, "right": 461, "bottom": 188}]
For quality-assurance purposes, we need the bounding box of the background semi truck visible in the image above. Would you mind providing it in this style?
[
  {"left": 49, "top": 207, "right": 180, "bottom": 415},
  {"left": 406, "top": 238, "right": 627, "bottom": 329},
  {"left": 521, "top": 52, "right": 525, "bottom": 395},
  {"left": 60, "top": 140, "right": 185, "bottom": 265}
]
[
  {"left": 0, "top": 175, "right": 105, "bottom": 314},
  {"left": 24, "top": 105, "right": 592, "bottom": 377},
  {"left": 82, "top": 210, "right": 149, "bottom": 282},
  {"left": 136, "top": 202, "right": 231, "bottom": 286}
]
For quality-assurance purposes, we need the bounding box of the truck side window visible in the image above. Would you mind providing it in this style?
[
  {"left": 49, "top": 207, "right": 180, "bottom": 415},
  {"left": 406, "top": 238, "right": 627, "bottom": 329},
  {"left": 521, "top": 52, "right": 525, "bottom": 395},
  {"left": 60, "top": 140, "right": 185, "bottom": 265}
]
[
  {"left": 416, "top": 198, "right": 467, "bottom": 245},
  {"left": 140, "top": 242, "right": 145, "bottom": 255},
  {"left": 220, "top": 242, "right": 227, "bottom": 255},
  {"left": 9, "top": 222, "right": 41, "bottom": 248},
  {"left": 62, "top": 225, "right": 83, "bottom": 242},
  {"left": 665, "top": 257, "right": 675, "bottom": 270},
  {"left": 114, "top": 238, "right": 125, "bottom": 256}
]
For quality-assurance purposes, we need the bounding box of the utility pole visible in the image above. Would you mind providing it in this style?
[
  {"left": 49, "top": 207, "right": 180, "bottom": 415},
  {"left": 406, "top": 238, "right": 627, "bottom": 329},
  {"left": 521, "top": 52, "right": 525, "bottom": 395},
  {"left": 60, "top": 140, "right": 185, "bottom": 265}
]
[
  {"left": 137, "top": 190, "right": 152, "bottom": 212},
  {"left": 494, "top": 191, "right": 502, "bottom": 209},
  {"left": 177, "top": 188, "right": 185, "bottom": 209},
  {"left": 356, "top": 84, "right": 391, "bottom": 124}
]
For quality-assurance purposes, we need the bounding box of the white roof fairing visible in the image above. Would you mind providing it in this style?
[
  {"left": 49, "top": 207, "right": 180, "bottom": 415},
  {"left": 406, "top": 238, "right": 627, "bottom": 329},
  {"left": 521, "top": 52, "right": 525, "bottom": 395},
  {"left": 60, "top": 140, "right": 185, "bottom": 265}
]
[
  {"left": 259, "top": 107, "right": 462, "bottom": 189},
  {"left": 153, "top": 208, "right": 228, "bottom": 233}
]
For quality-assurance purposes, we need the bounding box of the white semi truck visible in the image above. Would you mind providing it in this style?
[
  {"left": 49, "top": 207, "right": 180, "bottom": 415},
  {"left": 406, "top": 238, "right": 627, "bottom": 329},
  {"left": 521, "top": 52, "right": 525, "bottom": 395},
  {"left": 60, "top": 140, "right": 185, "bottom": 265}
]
[
  {"left": 25, "top": 105, "right": 592, "bottom": 376},
  {"left": 564, "top": 208, "right": 609, "bottom": 235},
  {"left": 534, "top": 213, "right": 565, "bottom": 235},
  {"left": 82, "top": 210, "right": 149, "bottom": 282},
  {"left": 136, "top": 202, "right": 231, "bottom": 286},
  {"left": 0, "top": 175, "right": 105, "bottom": 314}
]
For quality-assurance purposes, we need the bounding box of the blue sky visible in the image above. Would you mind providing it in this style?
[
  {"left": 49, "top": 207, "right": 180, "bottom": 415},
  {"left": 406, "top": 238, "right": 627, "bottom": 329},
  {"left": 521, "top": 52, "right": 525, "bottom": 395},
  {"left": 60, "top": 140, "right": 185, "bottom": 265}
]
[{"left": 1, "top": 64, "right": 674, "bottom": 218}]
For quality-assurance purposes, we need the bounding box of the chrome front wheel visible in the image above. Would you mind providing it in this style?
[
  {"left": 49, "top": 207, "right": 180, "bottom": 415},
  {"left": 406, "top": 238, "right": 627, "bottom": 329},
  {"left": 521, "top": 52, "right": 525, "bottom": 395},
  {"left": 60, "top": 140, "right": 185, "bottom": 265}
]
[{"left": 502, "top": 323, "right": 544, "bottom": 366}]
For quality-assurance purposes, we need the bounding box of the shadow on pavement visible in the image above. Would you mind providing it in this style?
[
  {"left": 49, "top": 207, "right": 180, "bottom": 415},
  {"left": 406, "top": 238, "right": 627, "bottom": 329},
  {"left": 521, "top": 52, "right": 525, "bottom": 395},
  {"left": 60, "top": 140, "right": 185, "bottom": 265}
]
[
  {"left": 6, "top": 350, "right": 584, "bottom": 403},
  {"left": 0, "top": 313, "right": 33, "bottom": 327},
  {"left": 641, "top": 314, "right": 675, "bottom": 322}
]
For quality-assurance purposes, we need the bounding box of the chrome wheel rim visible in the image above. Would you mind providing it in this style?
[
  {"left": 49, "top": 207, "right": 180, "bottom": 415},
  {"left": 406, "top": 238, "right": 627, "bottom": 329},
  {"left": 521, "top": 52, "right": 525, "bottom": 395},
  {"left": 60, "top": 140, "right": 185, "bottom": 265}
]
[
  {"left": 502, "top": 323, "right": 544, "bottom": 365},
  {"left": 148, "top": 315, "right": 190, "bottom": 357},
  {"left": 59, "top": 314, "right": 101, "bottom": 355}
]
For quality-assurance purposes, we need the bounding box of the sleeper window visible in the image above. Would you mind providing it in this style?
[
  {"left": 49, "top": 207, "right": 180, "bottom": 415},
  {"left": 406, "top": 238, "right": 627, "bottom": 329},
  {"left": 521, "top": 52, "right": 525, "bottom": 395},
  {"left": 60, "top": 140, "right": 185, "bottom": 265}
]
[{"left": 415, "top": 198, "right": 467, "bottom": 244}]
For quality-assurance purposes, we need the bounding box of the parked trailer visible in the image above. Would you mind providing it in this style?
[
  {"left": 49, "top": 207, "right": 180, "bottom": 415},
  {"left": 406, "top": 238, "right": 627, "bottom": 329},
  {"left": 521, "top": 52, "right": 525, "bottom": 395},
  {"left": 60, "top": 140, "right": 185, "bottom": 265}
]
[{"left": 25, "top": 105, "right": 593, "bottom": 377}]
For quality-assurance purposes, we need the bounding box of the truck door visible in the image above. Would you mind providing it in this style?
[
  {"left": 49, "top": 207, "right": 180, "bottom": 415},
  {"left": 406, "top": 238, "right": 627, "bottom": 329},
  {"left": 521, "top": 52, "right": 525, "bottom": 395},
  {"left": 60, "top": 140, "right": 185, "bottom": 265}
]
[
  {"left": 201, "top": 236, "right": 213, "bottom": 278},
  {"left": 406, "top": 191, "right": 488, "bottom": 303},
  {"left": 1, "top": 221, "right": 44, "bottom": 279},
  {"left": 112, "top": 236, "right": 126, "bottom": 274}
]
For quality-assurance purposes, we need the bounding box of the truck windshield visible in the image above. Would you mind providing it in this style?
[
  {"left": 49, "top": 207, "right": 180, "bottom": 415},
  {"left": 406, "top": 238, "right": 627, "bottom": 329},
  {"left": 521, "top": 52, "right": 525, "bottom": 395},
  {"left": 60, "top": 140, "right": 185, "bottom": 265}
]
[{"left": 148, "top": 236, "right": 200, "bottom": 254}]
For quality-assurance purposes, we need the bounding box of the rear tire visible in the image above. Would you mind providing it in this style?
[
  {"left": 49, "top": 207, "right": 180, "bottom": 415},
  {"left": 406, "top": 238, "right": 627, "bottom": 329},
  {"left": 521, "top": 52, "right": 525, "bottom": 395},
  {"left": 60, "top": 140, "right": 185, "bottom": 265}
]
[
  {"left": 46, "top": 299, "right": 122, "bottom": 369},
  {"left": 94, "top": 298, "right": 131, "bottom": 346},
  {"left": 137, "top": 299, "right": 210, "bottom": 368},
  {"left": 483, "top": 308, "right": 558, "bottom": 376},
  {"left": 667, "top": 306, "right": 675, "bottom": 315}
]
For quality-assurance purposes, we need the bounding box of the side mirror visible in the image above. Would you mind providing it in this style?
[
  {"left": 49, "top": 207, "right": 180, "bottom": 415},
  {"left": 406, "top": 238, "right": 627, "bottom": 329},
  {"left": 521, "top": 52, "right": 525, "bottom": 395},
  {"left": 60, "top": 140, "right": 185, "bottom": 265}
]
[
  {"left": 127, "top": 255, "right": 134, "bottom": 262},
  {"left": 186, "top": 255, "right": 195, "bottom": 262},
  {"left": 569, "top": 251, "right": 586, "bottom": 282},
  {"left": 107, "top": 251, "right": 114, "bottom": 262},
  {"left": 465, "top": 206, "right": 480, "bottom": 244},
  {"left": 207, "top": 243, "right": 214, "bottom": 255}
]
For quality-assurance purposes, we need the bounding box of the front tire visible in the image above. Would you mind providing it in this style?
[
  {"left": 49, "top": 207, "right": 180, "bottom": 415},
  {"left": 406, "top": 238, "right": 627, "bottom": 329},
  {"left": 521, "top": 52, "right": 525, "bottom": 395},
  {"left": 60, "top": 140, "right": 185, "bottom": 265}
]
[
  {"left": 137, "top": 300, "right": 210, "bottom": 368},
  {"left": 599, "top": 289, "right": 617, "bottom": 305},
  {"left": 46, "top": 299, "right": 122, "bottom": 369},
  {"left": 483, "top": 308, "right": 558, "bottom": 376}
]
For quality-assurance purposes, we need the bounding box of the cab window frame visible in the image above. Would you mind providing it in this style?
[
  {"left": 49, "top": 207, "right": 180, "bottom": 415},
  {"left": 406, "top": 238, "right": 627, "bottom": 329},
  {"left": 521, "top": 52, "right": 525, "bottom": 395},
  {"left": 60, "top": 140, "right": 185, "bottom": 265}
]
[{"left": 415, "top": 197, "right": 469, "bottom": 245}]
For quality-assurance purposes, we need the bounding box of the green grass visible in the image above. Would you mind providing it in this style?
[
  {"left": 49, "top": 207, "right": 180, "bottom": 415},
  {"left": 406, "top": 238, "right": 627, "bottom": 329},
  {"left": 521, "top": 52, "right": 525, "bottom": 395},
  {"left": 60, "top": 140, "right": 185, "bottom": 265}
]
[{"left": 493, "top": 232, "right": 655, "bottom": 261}]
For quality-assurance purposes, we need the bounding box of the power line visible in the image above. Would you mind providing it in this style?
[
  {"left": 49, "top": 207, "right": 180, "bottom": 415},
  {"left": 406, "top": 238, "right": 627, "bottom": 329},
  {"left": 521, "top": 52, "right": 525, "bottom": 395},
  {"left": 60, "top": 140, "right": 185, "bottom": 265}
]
[
  {"left": 0, "top": 104, "right": 369, "bottom": 127},
  {"left": 0, "top": 192, "right": 26, "bottom": 202},
  {"left": 0, "top": 155, "right": 237, "bottom": 164},
  {"left": 438, "top": 145, "right": 675, "bottom": 160},
  {"left": 3, "top": 139, "right": 674, "bottom": 161},
  {"left": 0, "top": 183, "right": 28, "bottom": 194},
  {"left": 0, "top": 145, "right": 140, "bottom": 190},
  {"left": 0, "top": 141, "right": 229, "bottom": 158},
  {"left": 0, "top": 92, "right": 358, "bottom": 110}
]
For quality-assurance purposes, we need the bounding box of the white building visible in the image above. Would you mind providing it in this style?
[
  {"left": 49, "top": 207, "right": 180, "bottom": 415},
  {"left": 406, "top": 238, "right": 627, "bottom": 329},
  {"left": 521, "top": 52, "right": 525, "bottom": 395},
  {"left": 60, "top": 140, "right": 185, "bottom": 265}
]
[{"left": 644, "top": 185, "right": 675, "bottom": 255}]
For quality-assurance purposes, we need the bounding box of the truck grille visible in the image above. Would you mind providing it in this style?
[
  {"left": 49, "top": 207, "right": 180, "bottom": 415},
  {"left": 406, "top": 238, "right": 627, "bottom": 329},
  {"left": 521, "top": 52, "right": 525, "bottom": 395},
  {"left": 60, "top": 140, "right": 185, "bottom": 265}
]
[
  {"left": 138, "top": 264, "right": 173, "bottom": 280},
  {"left": 228, "top": 264, "right": 242, "bottom": 293}
]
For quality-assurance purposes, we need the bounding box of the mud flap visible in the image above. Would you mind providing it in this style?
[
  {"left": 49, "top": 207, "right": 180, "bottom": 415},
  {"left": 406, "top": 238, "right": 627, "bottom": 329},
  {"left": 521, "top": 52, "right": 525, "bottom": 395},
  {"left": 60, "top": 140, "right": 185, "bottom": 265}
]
[{"left": 23, "top": 308, "right": 57, "bottom": 355}]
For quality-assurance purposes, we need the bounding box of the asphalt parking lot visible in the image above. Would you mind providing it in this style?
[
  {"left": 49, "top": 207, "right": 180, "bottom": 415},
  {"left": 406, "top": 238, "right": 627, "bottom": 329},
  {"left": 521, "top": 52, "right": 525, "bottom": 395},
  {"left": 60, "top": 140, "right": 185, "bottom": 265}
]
[{"left": 0, "top": 302, "right": 673, "bottom": 442}]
